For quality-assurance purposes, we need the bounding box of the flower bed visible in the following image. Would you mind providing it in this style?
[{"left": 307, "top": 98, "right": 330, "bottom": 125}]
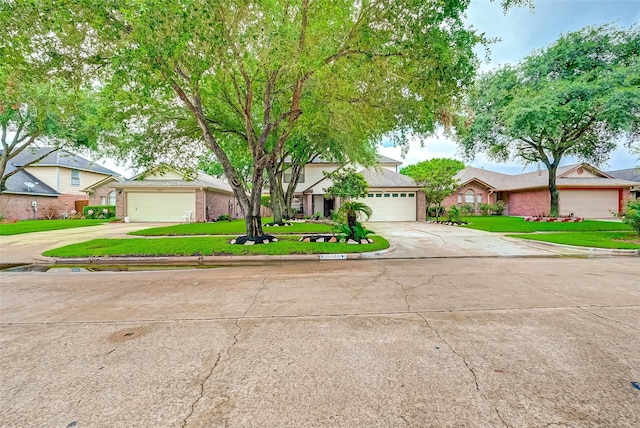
[{"left": 524, "top": 216, "right": 584, "bottom": 222}]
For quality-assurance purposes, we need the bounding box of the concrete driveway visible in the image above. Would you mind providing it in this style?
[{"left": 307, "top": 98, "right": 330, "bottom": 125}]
[
  {"left": 369, "top": 221, "right": 587, "bottom": 258},
  {"left": 0, "top": 222, "right": 172, "bottom": 265}
]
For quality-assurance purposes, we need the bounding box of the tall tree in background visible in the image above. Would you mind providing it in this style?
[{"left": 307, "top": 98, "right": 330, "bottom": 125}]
[
  {"left": 456, "top": 24, "right": 640, "bottom": 216},
  {"left": 400, "top": 158, "right": 465, "bottom": 220}
]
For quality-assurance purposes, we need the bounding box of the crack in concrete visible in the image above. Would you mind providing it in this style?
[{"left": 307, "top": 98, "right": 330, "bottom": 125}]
[
  {"left": 577, "top": 306, "right": 640, "bottom": 332},
  {"left": 181, "top": 277, "right": 269, "bottom": 427},
  {"left": 416, "top": 313, "right": 510, "bottom": 428}
]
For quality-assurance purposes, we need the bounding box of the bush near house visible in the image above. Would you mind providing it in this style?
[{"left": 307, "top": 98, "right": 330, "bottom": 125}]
[
  {"left": 83, "top": 205, "right": 116, "bottom": 219},
  {"left": 621, "top": 200, "right": 640, "bottom": 235}
]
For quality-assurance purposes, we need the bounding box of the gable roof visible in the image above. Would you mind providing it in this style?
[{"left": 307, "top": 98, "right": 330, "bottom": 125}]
[
  {"left": 115, "top": 164, "right": 234, "bottom": 194},
  {"left": 455, "top": 163, "right": 638, "bottom": 191},
  {"left": 2, "top": 169, "right": 60, "bottom": 196},
  {"left": 10, "top": 147, "right": 120, "bottom": 176}
]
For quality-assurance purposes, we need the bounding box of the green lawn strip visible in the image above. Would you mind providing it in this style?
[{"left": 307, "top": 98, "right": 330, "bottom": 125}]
[
  {"left": 461, "top": 216, "right": 631, "bottom": 233},
  {"left": 129, "top": 218, "right": 333, "bottom": 236},
  {"left": 0, "top": 219, "right": 110, "bottom": 236},
  {"left": 42, "top": 235, "right": 390, "bottom": 257},
  {"left": 506, "top": 232, "right": 640, "bottom": 250}
]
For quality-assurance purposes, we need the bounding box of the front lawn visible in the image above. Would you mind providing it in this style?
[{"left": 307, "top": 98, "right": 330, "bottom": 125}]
[
  {"left": 461, "top": 216, "right": 632, "bottom": 233},
  {"left": 507, "top": 232, "right": 640, "bottom": 250},
  {"left": 0, "top": 219, "right": 111, "bottom": 236},
  {"left": 42, "top": 235, "right": 390, "bottom": 257},
  {"left": 129, "top": 218, "right": 334, "bottom": 236}
]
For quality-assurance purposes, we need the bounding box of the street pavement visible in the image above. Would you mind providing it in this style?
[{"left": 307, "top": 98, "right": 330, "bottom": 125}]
[{"left": 1, "top": 257, "right": 639, "bottom": 427}]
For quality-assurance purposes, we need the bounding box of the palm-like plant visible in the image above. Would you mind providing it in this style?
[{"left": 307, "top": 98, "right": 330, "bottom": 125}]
[{"left": 338, "top": 201, "right": 372, "bottom": 229}]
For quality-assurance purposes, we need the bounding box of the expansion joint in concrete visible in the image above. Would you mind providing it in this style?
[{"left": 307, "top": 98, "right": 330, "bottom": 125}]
[{"left": 577, "top": 306, "right": 640, "bottom": 332}]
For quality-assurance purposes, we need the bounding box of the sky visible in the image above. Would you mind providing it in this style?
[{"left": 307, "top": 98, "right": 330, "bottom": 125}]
[{"left": 378, "top": 0, "right": 640, "bottom": 174}]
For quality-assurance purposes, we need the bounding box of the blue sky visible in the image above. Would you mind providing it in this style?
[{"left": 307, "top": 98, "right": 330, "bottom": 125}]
[{"left": 379, "top": 0, "right": 640, "bottom": 174}]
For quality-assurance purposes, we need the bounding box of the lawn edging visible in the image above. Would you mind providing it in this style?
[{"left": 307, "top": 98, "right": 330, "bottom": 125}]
[{"left": 507, "top": 235, "right": 639, "bottom": 256}]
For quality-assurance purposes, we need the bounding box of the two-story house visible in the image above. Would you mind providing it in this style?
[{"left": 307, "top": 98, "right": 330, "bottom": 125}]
[
  {"left": 284, "top": 155, "right": 426, "bottom": 222},
  {"left": 0, "top": 148, "right": 120, "bottom": 221}
]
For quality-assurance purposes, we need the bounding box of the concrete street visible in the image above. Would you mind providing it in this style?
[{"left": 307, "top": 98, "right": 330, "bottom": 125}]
[{"left": 1, "top": 257, "right": 639, "bottom": 427}]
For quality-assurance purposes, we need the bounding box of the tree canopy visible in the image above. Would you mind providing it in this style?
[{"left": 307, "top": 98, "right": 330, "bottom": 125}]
[
  {"left": 400, "top": 158, "right": 465, "bottom": 217},
  {"left": 455, "top": 24, "right": 640, "bottom": 216}
]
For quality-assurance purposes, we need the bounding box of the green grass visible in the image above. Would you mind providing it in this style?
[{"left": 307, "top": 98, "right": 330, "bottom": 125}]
[
  {"left": 129, "top": 218, "right": 334, "bottom": 236},
  {"left": 507, "top": 232, "right": 640, "bottom": 250},
  {"left": 0, "top": 219, "right": 110, "bottom": 235},
  {"left": 42, "top": 235, "right": 390, "bottom": 257},
  {"left": 461, "top": 216, "right": 632, "bottom": 233}
]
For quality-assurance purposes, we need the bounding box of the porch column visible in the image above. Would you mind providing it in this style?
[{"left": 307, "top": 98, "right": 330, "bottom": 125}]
[{"left": 304, "top": 193, "right": 313, "bottom": 216}]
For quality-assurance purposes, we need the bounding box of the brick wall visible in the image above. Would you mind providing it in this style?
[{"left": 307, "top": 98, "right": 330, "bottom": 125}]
[
  {"left": 88, "top": 185, "right": 118, "bottom": 206},
  {"left": 0, "top": 194, "right": 89, "bottom": 220},
  {"left": 442, "top": 184, "right": 496, "bottom": 213},
  {"left": 506, "top": 189, "right": 550, "bottom": 216},
  {"left": 204, "top": 190, "right": 237, "bottom": 221},
  {"left": 416, "top": 190, "right": 426, "bottom": 221}
]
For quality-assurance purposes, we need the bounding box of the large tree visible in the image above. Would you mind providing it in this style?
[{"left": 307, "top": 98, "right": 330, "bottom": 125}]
[
  {"left": 456, "top": 24, "right": 640, "bottom": 216},
  {"left": 8, "top": 0, "right": 528, "bottom": 238},
  {"left": 400, "top": 158, "right": 465, "bottom": 220}
]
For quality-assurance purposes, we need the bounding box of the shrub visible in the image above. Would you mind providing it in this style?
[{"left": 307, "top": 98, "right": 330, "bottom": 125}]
[
  {"left": 622, "top": 200, "right": 640, "bottom": 235},
  {"left": 492, "top": 200, "right": 506, "bottom": 215},
  {"left": 216, "top": 214, "right": 231, "bottom": 221},
  {"left": 447, "top": 205, "right": 462, "bottom": 223},
  {"left": 478, "top": 203, "right": 491, "bottom": 216},
  {"left": 83, "top": 205, "right": 115, "bottom": 219}
]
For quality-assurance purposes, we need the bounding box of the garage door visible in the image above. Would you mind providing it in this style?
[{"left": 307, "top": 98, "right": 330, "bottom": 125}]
[
  {"left": 356, "top": 192, "right": 416, "bottom": 221},
  {"left": 559, "top": 189, "right": 618, "bottom": 218},
  {"left": 127, "top": 192, "right": 195, "bottom": 222}
]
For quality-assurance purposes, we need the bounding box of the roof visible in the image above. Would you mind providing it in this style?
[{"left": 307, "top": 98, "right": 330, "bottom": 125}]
[
  {"left": 10, "top": 147, "right": 120, "bottom": 176},
  {"left": 2, "top": 169, "right": 60, "bottom": 196},
  {"left": 607, "top": 168, "right": 640, "bottom": 183},
  {"left": 115, "top": 168, "right": 234, "bottom": 194},
  {"left": 297, "top": 153, "right": 402, "bottom": 165},
  {"left": 456, "top": 163, "right": 638, "bottom": 191},
  {"left": 359, "top": 168, "right": 419, "bottom": 188}
]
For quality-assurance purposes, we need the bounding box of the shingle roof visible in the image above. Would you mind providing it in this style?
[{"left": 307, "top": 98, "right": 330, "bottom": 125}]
[
  {"left": 359, "top": 168, "right": 419, "bottom": 188},
  {"left": 2, "top": 169, "right": 60, "bottom": 196},
  {"left": 607, "top": 168, "right": 640, "bottom": 183},
  {"left": 115, "top": 170, "right": 234, "bottom": 194},
  {"left": 10, "top": 147, "right": 119, "bottom": 176},
  {"left": 302, "top": 154, "right": 401, "bottom": 165},
  {"left": 456, "top": 163, "right": 638, "bottom": 191}
]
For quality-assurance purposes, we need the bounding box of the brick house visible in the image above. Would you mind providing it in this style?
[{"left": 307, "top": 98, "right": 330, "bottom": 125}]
[
  {"left": 112, "top": 165, "right": 239, "bottom": 222},
  {"left": 443, "top": 164, "right": 636, "bottom": 218},
  {"left": 1, "top": 148, "right": 120, "bottom": 221}
]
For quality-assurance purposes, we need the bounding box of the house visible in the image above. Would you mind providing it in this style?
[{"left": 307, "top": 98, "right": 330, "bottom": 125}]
[
  {"left": 285, "top": 155, "right": 426, "bottom": 222},
  {"left": 607, "top": 168, "right": 640, "bottom": 200},
  {"left": 0, "top": 148, "right": 120, "bottom": 221},
  {"left": 113, "top": 165, "right": 238, "bottom": 222},
  {"left": 442, "top": 163, "right": 636, "bottom": 218}
]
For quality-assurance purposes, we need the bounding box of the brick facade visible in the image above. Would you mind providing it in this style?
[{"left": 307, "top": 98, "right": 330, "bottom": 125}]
[
  {"left": 0, "top": 194, "right": 90, "bottom": 221},
  {"left": 505, "top": 189, "right": 550, "bottom": 216},
  {"left": 442, "top": 183, "right": 497, "bottom": 214},
  {"left": 416, "top": 190, "right": 426, "bottom": 221}
]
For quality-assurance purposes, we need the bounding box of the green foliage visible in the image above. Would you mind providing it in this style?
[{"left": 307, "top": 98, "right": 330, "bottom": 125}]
[
  {"left": 216, "top": 214, "right": 231, "bottom": 221},
  {"left": 456, "top": 24, "right": 640, "bottom": 216},
  {"left": 42, "top": 235, "right": 391, "bottom": 257},
  {"left": 129, "top": 219, "right": 333, "bottom": 236},
  {"left": 478, "top": 203, "right": 491, "bottom": 216},
  {"left": 446, "top": 206, "right": 463, "bottom": 223},
  {"left": 461, "top": 216, "right": 633, "bottom": 233},
  {"left": 336, "top": 201, "right": 373, "bottom": 223},
  {"left": 507, "top": 232, "right": 639, "bottom": 250},
  {"left": 621, "top": 200, "right": 640, "bottom": 235},
  {"left": 260, "top": 195, "right": 271, "bottom": 209},
  {"left": 323, "top": 167, "right": 369, "bottom": 200},
  {"left": 83, "top": 205, "right": 116, "bottom": 219}
]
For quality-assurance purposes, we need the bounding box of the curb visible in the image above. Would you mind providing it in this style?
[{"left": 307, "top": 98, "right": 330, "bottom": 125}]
[{"left": 512, "top": 238, "right": 639, "bottom": 256}]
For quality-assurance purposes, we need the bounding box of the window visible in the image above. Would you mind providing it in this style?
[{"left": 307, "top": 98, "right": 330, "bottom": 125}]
[
  {"left": 465, "top": 189, "right": 475, "bottom": 204},
  {"left": 400, "top": 193, "right": 406, "bottom": 197},
  {"left": 384, "top": 193, "right": 390, "bottom": 198},
  {"left": 100, "top": 196, "right": 106, "bottom": 205},
  {"left": 375, "top": 193, "right": 382, "bottom": 198},
  {"left": 392, "top": 193, "right": 398, "bottom": 197},
  {"left": 108, "top": 191, "right": 116, "bottom": 205},
  {"left": 457, "top": 194, "right": 462, "bottom": 204},
  {"left": 368, "top": 193, "right": 374, "bottom": 198},
  {"left": 477, "top": 194, "right": 483, "bottom": 203},
  {"left": 283, "top": 168, "right": 305, "bottom": 183},
  {"left": 408, "top": 193, "right": 415, "bottom": 198},
  {"left": 70, "top": 169, "right": 80, "bottom": 186}
]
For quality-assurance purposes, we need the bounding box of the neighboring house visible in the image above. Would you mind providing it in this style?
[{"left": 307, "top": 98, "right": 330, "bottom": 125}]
[
  {"left": 442, "top": 163, "right": 636, "bottom": 218},
  {"left": 607, "top": 168, "right": 640, "bottom": 200},
  {"left": 113, "top": 165, "right": 238, "bottom": 222},
  {"left": 285, "top": 155, "right": 426, "bottom": 222},
  {"left": 0, "top": 148, "right": 119, "bottom": 221}
]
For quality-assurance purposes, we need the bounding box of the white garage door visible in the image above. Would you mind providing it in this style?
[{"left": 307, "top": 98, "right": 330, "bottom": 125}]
[
  {"left": 559, "top": 190, "right": 618, "bottom": 218},
  {"left": 356, "top": 192, "right": 416, "bottom": 221},
  {"left": 127, "top": 192, "right": 195, "bottom": 222}
]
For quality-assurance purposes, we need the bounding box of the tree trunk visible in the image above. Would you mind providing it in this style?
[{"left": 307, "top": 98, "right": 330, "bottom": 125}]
[
  {"left": 548, "top": 164, "right": 560, "bottom": 217},
  {"left": 267, "top": 166, "right": 285, "bottom": 224}
]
